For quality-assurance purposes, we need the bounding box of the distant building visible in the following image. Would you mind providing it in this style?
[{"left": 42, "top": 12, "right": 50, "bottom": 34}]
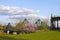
[
  {"left": 35, "top": 19, "right": 41, "bottom": 29},
  {"left": 24, "top": 18, "right": 29, "bottom": 23},
  {"left": 4, "top": 23, "right": 12, "bottom": 34}
]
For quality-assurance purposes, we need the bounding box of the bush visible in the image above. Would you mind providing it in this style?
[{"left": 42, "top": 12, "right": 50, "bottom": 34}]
[{"left": 40, "top": 21, "right": 48, "bottom": 31}]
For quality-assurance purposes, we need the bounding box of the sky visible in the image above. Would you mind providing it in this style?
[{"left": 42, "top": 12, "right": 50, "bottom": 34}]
[{"left": 0, "top": 0, "right": 60, "bottom": 25}]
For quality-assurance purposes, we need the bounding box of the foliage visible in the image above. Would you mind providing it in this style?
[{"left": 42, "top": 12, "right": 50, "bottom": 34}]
[
  {"left": 0, "top": 24, "right": 3, "bottom": 30},
  {"left": 15, "top": 18, "right": 29, "bottom": 32},
  {"left": 15, "top": 21, "right": 25, "bottom": 31},
  {"left": 0, "top": 24, "right": 5, "bottom": 30},
  {"left": 40, "top": 21, "right": 48, "bottom": 30}
]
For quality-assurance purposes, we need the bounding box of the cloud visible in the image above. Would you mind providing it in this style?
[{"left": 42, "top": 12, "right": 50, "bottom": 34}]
[
  {"left": 0, "top": 5, "right": 50, "bottom": 25},
  {"left": 0, "top": 5, "right": 39, "bottom": 15},
  {"left": 9, "top": 14, "right": 38, "bottom": 20},
  {"left": 0, "top": 5, "right": 41, "bottom": 25},
  {"left": 0, "top": 5, "right": 41, "bottom": 20},
  {"left": 9, "top": 13, "right": 49, "bottom": 21}
]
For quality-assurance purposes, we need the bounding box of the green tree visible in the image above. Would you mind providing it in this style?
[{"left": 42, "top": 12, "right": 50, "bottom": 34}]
[
  {"left": 40, "top": 21, "right": 48, "bottom": 31},
  {"left": 0, "top": 24, "right": 3, "bottom": 30},
  {"left": 15, "top": 21, "right": 25, "bottom": 32}
]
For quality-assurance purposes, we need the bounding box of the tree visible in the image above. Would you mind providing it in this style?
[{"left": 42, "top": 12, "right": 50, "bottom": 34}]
[
  {"left": 15, "top": 21, "right": 25, "bottom": 32},
  {"left": 0, "top": 24, "right": 3, "bottom": 30},
  {"left": 40, "top": 21, "right": 48, "bottom": 31}
]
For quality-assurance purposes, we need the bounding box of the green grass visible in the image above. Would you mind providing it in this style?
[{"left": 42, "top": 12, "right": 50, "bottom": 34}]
[{"left": 0, "top": 31, "right": 60, "bottom": 40}]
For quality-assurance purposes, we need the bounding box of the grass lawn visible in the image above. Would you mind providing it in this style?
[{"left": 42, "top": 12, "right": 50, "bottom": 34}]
[{"left": 0, "top": 31, "right": 60, "bottom": 40}]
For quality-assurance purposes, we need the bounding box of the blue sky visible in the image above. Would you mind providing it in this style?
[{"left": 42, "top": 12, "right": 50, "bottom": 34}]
[
  {"left": 0, "top": 0, "right": 60, "bottom": 25},
  {"left": 0, "top": 0, "right": 60, "bottom": 16}
]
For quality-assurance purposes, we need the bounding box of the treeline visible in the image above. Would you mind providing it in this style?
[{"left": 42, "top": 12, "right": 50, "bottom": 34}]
[
  {"left": 0, "top": 18, "right": 49, "bottom": 34},
  {"left": 0, "top": 24, "right": 6, "bottom": 30}
]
